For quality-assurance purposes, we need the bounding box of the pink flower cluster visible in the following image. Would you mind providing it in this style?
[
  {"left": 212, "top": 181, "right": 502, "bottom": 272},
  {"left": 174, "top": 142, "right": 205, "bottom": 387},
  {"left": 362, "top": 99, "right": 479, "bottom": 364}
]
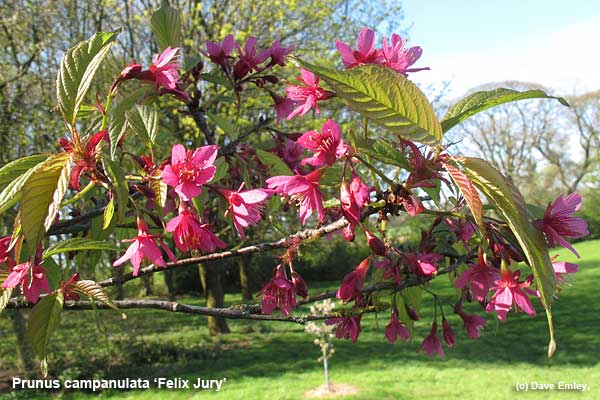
[{"left": 336, "top": 27, "right": 429, "bottom": 76}]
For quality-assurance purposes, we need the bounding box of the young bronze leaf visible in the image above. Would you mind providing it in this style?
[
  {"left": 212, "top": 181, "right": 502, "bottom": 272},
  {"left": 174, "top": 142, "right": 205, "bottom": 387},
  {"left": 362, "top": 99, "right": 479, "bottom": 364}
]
[
  {"left": 73, "top": 280, "right": 119, "bottom": 311},
  {"left": 443, "top": 162, "right": 484, "bottom": 229}
]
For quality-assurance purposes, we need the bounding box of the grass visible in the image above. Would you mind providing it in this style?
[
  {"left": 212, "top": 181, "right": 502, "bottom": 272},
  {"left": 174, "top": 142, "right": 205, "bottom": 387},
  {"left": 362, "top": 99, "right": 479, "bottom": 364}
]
[{"left": 1, "top": 240, "right": 599, "bottom": 399}]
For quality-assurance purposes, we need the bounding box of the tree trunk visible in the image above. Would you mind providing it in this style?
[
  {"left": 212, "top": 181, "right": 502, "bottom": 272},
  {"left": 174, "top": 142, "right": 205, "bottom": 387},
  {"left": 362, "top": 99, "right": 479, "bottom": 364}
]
[
  {"left": 9, "top": 310, "right": 36, "bottom": 375},
  {"left": 239, "top": 254, "right": 253, "bottom": 301},
  {"left": 164, "top": 269, "right": 176, "bottom": 301},
  {"left": 112, "top": 268, "right": 125, "bottom": 300},
  {"left": 198, "top": 263, "right": 230, "bottom": 335},
  {"left": 142, "top": 275, "right": 153, "bottom": 296}
]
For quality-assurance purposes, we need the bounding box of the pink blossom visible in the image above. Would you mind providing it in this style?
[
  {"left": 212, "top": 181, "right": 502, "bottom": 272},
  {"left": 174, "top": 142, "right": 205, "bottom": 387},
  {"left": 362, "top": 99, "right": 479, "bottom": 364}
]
[
  {"left": 202, "top": 34, "right": 235, "bottom": 68},
  {"left": 456, "top": 310, "right": 487, "bottom": 339},
  {"left": 285, "top": 68, "right": 334, "bottom": 120},
  {"left": 401, "top": 193, "right": 425, "bottom": 216},
  {"left": 113, "top": 218, "right": 177, "bottom": 276},
  {"left": 340, "top": 173, "right": 370, "bottom": 225},
  {"left": 420, "top": 322, "right": 444, "bottom": 357},
  {"left": 455, "top": 253, "right": 500, "bottom": 302},
  {"left": 552, "top": 259, "right": 579, "bottom": 287},
  {"left": 385, "top": 309, "right": 410, "bottom": 343},
  {"left": 326, "top": 315, "right": 362, "bottom": 343},
  {"left": 444, "top": 218, "right": 475, "bottom": 248},
  {"left": 216, "top": 183, "right": 273, "bottom": 240},
  {"left": 150, "top": 47, "right": 182, "bottom": 91},
  {"left": 269, "top": 92, "right": 295, "bottom": 123},
  {"left": 365, "top": 231, "right": 386, "bottom": 256},
  {"left": 2, "top": 260, "right": 50, "bottom": 304},
  {"left": 404, "top": 252, "right": 442, "bottom": 276},
  {"left": 257, "top": 264, "right": 297, "bottom": 316},
  {"left": 533, "top": 193, "right": 589, "bottom": 257},
  {"left": 266, "top": 169, "right": 325, "bottom": 225},
  {"left": 337, "top": 257, "right": 370, "bottom": 302},
  {"left": 234, "top": 36, "right": 268, "bottom": 79},
  {"left": 262, "top": 40, "right": 294, "bottom": 68},
  {"left": 374, "top": 257, "right": 402, "bottom": 285},
  {"left": 485, "top": 269, "right": 536, "bottom": 320},
  {"left": 166, "top": 205, "right": 227, "bottom": 253},
  {"left": 297, "top": 119, "right": 348, "bottom": 167},
  {"left": 404, "top": 140, "right": 443, "bottom": 189},
  {"left": 380, "top": 33, "right": 429, "bottom": 76},
  {"left": 290, "top": 270, "right": 308, "bottom": 299},
  {"left": 336, "top": 27, "right": 383, "bottom": 68},
  {"left": 162, "top": 144, "right": 218, "bottom": 201},
  {"left": 0, "top": 236, "right": 14, "bottom": 265},
  {"left": 272, "top": 137, "right": 304, "bottom": 170},
  {"left": 442, "top": 318, "right": 456, "bottom": 347}
]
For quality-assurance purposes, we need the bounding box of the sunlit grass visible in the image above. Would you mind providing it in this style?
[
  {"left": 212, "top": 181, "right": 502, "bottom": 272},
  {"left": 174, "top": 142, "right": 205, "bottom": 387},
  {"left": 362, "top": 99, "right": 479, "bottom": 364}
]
[{"left": 1, "top": 241, "right": 598, "bottom": 400}]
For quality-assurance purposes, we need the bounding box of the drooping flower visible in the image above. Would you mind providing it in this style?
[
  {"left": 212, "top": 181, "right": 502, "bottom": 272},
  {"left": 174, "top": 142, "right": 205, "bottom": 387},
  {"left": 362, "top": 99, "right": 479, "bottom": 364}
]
[
  {"left": 297, "top": 119, "right": 348, "bottom": 167},
  {"left": 2, "top": 255, "right": 50, "bottom": 304},
  {"left": 262, "top": 40, "right": 294, "bottom": 68},
  {"left": 335, "top": 27, "right": 383, "bottom": 69},
  {"left": 337, "top": 257, "right": 370, "bottom": 302},
  {"left": 165, "top": 204, "right": 227, "bottom": 253},
  {"left": 404, "top": 140, "right": 443, "bottom": 189},
  {"left": 374, "top": 257, "right": 403, "bottom": 285},
  {"left": 404, "top": 251, "right": 442, "bottom": 276},
  {"left": 257, "top": 264, "right": 297, "bottom": 316},
  {"left": 455, "top": 252, "right": 500, "bottom": 302},
  {"left": 442, "top": 317, "right": 456, "bottom": 347},
  {"left": 113, "top": 218, "right": 177, "bottom": 276},
  {"left": 385, "top": 309, "right": 410, "bottom": 343},
  {"left": 552, "top": 258, "right": 579, "bottom": 287},
  {"left": 215, "top": 183, "right": 273, "bottom": 240},
  {"left": 202, "top": 34, "right": 236, "bottom": 69},
  {"left": 269, "top": 91, "right": 295, "bottom": 123},
  {"left": 380, "top": 33, "right": 429, "bottom": 76},
  {"left": 365, "top": 231, "right": 386, "bottom": 256},
  {"left": 326, "top": 315, "right": 362, "bottom": 343},
  {"left": 266, "top": 169, "right": 325, "bottom": 225},
  {"left": 0, "top": 236, "right": 14, "bottom": 265},
  {"left": 340, "top": 173, "right": 370, "bottom": 225},
  {"left": 285, "top": 68, "right": 334, "bottom": 120},
  {"left": 455, "top": 310, "right": 487, "bottom": 339},
  {"left": 444, "top": 217, "right": 476, "bottom": 249},
  {"left": 485, "top": 269, "right": 536, "bottom": 320},
  {"left": 161, "top": 144, "right": 218, "bottom": 201},
  {"left": 420, "top": 322, "right": 444, "bottom": 357},
  {"left": 234, "top": 36, "right": 269, "bottom": 79},
  {"left": 533, "top": 193, "right": 589, "bottom": 257},
  {"left": 291, "top": 270, "right": 308, "bottom": 299}
]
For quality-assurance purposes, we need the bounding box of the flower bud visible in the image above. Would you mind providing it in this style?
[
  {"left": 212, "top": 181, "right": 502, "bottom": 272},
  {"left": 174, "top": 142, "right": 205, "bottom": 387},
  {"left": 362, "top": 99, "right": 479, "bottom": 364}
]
[
  {"left": 442, "top": 318, "right": 456, "bottom": 347},
  {"left": 343, "top": 223, "right": 355, "bottom": 242},
  {"left": 405, "top": 304, "right": 420, "bottom": 321},
  {"left": 365, "top": 230, "right": 386, "bottom": 256}
]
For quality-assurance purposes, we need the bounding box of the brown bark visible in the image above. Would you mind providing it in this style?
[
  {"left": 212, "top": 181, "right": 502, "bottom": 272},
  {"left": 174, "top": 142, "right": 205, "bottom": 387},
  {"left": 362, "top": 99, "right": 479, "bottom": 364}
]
[
  {"left": 239, "top": 253, "right": 253, "bottom": 301},
  {"left": 9, "top": 310, "right": 36, "bottom": 375}
]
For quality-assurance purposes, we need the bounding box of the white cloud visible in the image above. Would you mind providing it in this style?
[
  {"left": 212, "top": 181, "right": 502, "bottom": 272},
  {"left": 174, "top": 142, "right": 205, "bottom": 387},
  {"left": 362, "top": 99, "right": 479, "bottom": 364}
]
[{"left": 412, "top": 17, "right": 600, "bottom": 98}]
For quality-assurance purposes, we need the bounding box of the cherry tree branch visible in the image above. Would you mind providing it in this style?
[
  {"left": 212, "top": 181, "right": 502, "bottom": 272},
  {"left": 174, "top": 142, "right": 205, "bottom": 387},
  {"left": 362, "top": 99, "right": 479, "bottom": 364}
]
[
  {"left": 6, "top": 255, "right": 471, "bottom": 322},
  {"left": 98, "top": 216, "right": 353, "bottom": 287}
]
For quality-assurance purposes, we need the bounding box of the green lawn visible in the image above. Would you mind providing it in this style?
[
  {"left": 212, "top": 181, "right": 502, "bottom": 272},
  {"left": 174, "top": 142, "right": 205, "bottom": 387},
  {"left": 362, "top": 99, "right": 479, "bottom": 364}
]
[{"left": 1, "top": 240, "right": 599, "bottom": 400}]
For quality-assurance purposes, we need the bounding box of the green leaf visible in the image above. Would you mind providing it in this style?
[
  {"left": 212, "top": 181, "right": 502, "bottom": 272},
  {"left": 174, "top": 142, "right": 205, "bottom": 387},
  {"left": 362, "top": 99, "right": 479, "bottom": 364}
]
[
  {"left": 395, "top": 286, "right": 423, "bottom": 336},
  {"left": 103, "top": 158, "right": 129, "bottom": 222},
  {"left": 0, "top": 154, "right": 48, "bottom": 188},
  {"left": 27, "top": 291, "right": 64, "bottom": 377},
  {"left": 150, "top": 3, "right": 182, "bottom": 50},
  {"left": 21, "top": 153, "right": 72, "bottom": 252},
  {"left": 210, "top": 158, "right": 229, "bottom": 184},
  {"left": 298, "top": 61, "right": 443, "bottom": 144},
  {"left": 363, "top": 141, "right": 410, "bottom": 169},
  {"left": 441, "top": 88, "right": 569, "bottom": 133},
  {"left": 56, "top": 30, "right": 120, "bottom": 127},
  {"left": 255, "top": 149, "right": 293, "bottom": 176},
  {"left": 0, "top": 167, "right": 39, "bottom": 215},
  {"left": 455, "top": 156, "right": 557, "bottom": 356},
  {"left": 109, "top": 87, "right": 153, "bottom": 160},
  {"left": 199, "top": 72, "right": 232, "bottom": 88},
  {"left": 126, "top": 105, "right": 159, "bottom": 146},
  {"left": 42, "top": 238, "right": 120, "bottom": 259},
  {"left": 41, "top": 256, "right": 61, "bottom": 291},
  {"left": 103, "top": 197, "right": 115, "bottom": 230},
  {"left": 320, "top": 164, "right": 345, "bottom": 186},
  {"left": 73, "top": 280, "right": 120, "bottom": 312}
]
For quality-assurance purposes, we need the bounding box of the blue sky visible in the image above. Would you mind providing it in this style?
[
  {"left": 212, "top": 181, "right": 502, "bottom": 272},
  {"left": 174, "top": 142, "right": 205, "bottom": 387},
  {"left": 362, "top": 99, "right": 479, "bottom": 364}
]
[{"left": 400, "top": 0, "right": 600, "bottom": 97}]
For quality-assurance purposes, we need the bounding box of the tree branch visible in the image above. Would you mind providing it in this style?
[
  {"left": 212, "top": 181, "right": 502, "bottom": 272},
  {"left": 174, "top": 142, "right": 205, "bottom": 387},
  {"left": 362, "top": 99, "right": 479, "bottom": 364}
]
[{"left": 99, "top": 216, "right": 353, "bottom": 287}]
